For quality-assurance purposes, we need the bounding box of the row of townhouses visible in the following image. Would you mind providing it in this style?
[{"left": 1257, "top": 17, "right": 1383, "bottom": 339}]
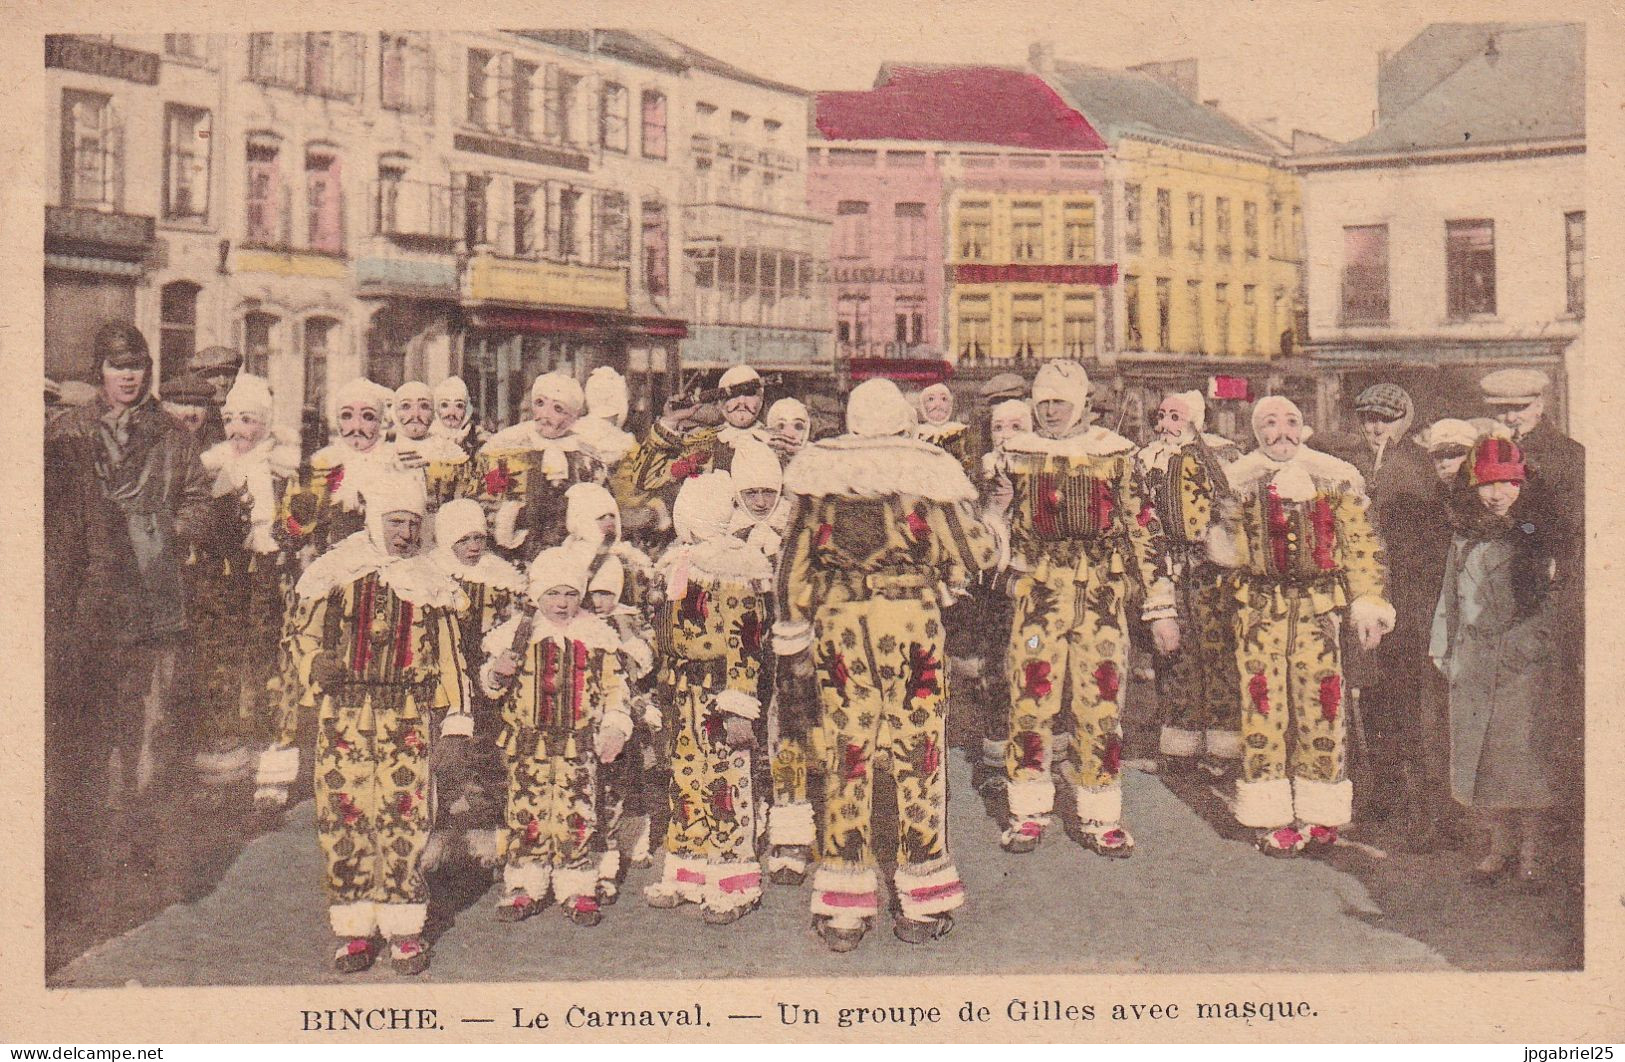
[{"left": 43, "top": 23, "right": 1584, "bottom": 442}]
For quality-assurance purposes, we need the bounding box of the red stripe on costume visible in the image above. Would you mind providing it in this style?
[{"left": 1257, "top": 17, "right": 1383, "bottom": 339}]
[
  {"left": 908, "top": 880, "right": 964, "bottom": 903},
  {"left": 1265, "top": 484, "right": 1290, "bottom": 574},
  {"left": 675, "top": 867, "right": 707, "bottom": 885},
  {"left": 394, "top": 600, "right": 414, "bottom": 668},
  {"left": 820, "top": 891, "right": 879, "bottom": 909},
  {"left": 572, "top": 641, "right": 589, "bottom": 725},
  {"left": 717, "top": 872, "right": 761, "bottom": 894},
  {"left": 1311, "top": 494, "right": 1337, "bottom": 571},
  {"left": 352, "top": 578, "right": 374, "bottom": 672}
]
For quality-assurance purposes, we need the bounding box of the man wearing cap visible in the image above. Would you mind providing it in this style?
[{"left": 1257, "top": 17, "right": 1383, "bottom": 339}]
[
  {"left": 278, "top": 378, "right": 400, "bottom": 556},
  {"left": 186, "top": 345, "right": 245, "bottom": 448},
  {"left": 1134, "top": 390, "right": 1244, "bottom": 773},
  {"left": 1477, "top": 367, "right": 1584, "bottom": 840},
  {"left": 986, "top": 361, "right": 1179, "bottom": 858},
  {"left": 258, "top": 472, "right": 472, "bottom": 975},
  {"left": 776, "top": 379, "right": 998, "bottom": 950},
  {"left": 187, "top": 374, "right": 301, "bottom": 795},
  {"left": 160, "top": 374, "right": 220, "bottom": 437},
  {"left": 471, "top": 371, "right": 608, "bottom": 564},
  {"left": 1207, "top": 396, "right": 1392, "bottom": 856},
  {"left": 45, "top": 322, "right": 214, "bottom": 861},
  {"left": 1329, "top": 383, "right": 1438, "bottom": 830}
]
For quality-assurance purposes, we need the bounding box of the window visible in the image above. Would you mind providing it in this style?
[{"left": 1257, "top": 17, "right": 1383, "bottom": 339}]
[
  {"left": 836, "top": 295, "right": 870, "bottom": 347},
  {"left": 1124, "top": 275, "right": 1142, "bottom": 348},
  {"left": 693, "top": 156, "right": 713, "bottom": 203},
  {"left": 303, "top": 317, "right": 336, "bottom": 418},
  {"left": 835, "top": 201, "right": 869, "bottom": 259},
  {"left": 1012, "top": 295, "right": 1045, "bottom": 359},
  {"left": 957, "top": 201, "right": 990, "bottom": 259},
  {"left": 513, "top": 182, "right": 538, "bottom": 256},
  {"left": 1062, "top": 295, "right": 1096, "bottom": 357},
  {"left": 1243, "top": 284, "right": 1258, "bottom": 353},
  {"left": 957, "top": 295, "right": 991, "bottom": 360},
  {"left": 61, "top": 90, "right": 117, "bottom": 208},
  {"left": 248, "top": 33, "right": 360, "bottom": 98},
  {"left": 1243, "top": 201, "right": 1259, "bottom": 259},
  {"left": 1566, "top": 211, "right": 1584, "bottom": 316},
  {"left": 1063, "top": 201, "right": 1096, "bottom": 260},
  {"left": 164, "top": 34, "right": 202, "bottom": 60},
  {"left": 513, "top": 61, "right": 538, "bottom": 139},
  {"left": 695, "top": 101, "right": 719, "bottom": 136},
  {"left": 545, "top": 69, "right": 581, "bottom": 145},
  {"left": 466, "top": 50, "right": 492, "bottom": 126},
  {"left": 1187, "top": 193, "right": 1204, "bottom": 255},
  {"left": 641, "top": 200, "right": 669, "bottom": 295},
  {"left": 596, "top": 191, "right": 630, "bottom": 265},
  {"left": 1123, "top": 183, "right": 1142, "bottom": 254},
  {"left": 730, "top": 110, "right": 750, "bottom": 139},
  {"left": 245, "top": 138, "right": 285, "bottom": 246},
  {"left": 1156, "top": 188, "right": 1172, "bottom": 257},
  {"left": 162, "top": 104, "right": 210, "bottom": 222},
  {"left": 242, "top": 312, "right": 276, "bottom": 377},
  {"left": 895, "top": 297, "right": 924, "bottom": 346},
  {"left": 760, "top": 170, "right": 780, "bottom": 211},
  {"left": 556, "top": 187, "right": 583, "bottom": 259},
  {"left": 1446, "top": 219, "right": 1495, "bottom": 318},
  {"left": 379, "top": 33, "right": 432, "bottom": 115},
  {"left": 1215, "top": 283, "right": 1230, "bottom": 355},
  {"left": 375, "top": 159, "right": 405, "bottom": 235},
  {"left": 1270, "top": 197, "right": 1285, "bottom": 257},
  {"left": 1274, "top": 286, "right": 1293, "bottom": 353},
  {"left": 1187, "top": 280, "right": 1203, "bottom": 352},
  {"left": 600, "top": 82, "right": 628, "bottom": 152},
  {"left": 641, "top": 90, "right": 667, "bottom": 159},
  {"left": 1154, "top": 278, "right": 1171, "bottom": 350},
  {"left": 463, "top": 173, "right": 489, "bottom": 247},
  {"left": 894, "top": 203, "right": 926, "bottom": 260},
  {"left": 1215, "top": 197, "right": 1231, "bottom": 261},
  {"left": 159, "top": 281, "right": 200, "bottom": 384},
  {"left": 1341, "top": 224, "right": 1389, "bottom": 323},
  {"left": 1012, "top": 201, "right": 1043, "bottom": 260},
  {"left": 305, "top": 150, "right": 343, "bottom": 254}
]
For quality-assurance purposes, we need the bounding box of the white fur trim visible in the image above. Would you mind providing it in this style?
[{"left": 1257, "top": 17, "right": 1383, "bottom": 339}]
[
  {"left": 328, "top": 901, "right": 377, "bottom": 938},
  {"left": 647, "top": 854, "right": 707, "bottom": 904},
  {"left": 445, "top": 554, "right": 527, "bottom": 594},
  {"left": 768, "top": 802, "right": 816, "bottom": 846},
  {"left": 598, "top": 709, "right": 634, "bottom": 745},
  {"left": 1160, "top": 727, "right": 1203, "bottom": 758},
  {"left": 378, "top": 554, "right": 468, "bottom": 611},
  {"left": 255, "top": 745, "right": 299, "bottom": 787},
  {"left": 295, "top": 531, "right": 388, "bottom": 601},
  {"left": 1003, "top": 425, "right": 1135, "bottom": 459},
  {"left": 810, "top": 864, "right": 880, "bottom": 921},
  {"left": 1140, "top": 578, "right": 1178, "bottom": 621},
  {"left": 1234, "top": 777, "right": 1294, "bottom": 828},
  {"left": 575, "top": 416, "right": 635, "bottom": 466},
  {"left": 1349, "top": 595, "right": 1396, "bottom": 636},
  {"left": 1205, "top": 729, "right": 1243, "bottom": 759},
  {"left": 894, "top": 861, "right": 966, "bottom": 918},
  {"left": 1205, "top": 521, "right": 1246, "bottom": 569},
  {"left": 1007, "top": 776, "right": 1056, "bottom": 819},
  {"left": 782, "top": 435, "right": 978, "bottom": 503},
  {"left": 765, "top": 852, "right": 808, "bottom": 874},
  {"left": 467, "top": 829, "right": 501, "bottom": 867},
  {"left": 504, "top": 861, "right": 551, "bottom": 900},
  {"left": 440, "top": 713, "right": 474, "bottom": 738},
  {"left": 597, "top": 849, "right": 623, "bottom": 882},
  {"left": 1073, "top": 783, "right": 1123, "bottom": 826},
  {"left": 772, "top": 621, "right": 813, "bottom": 656},
  {"left": 705, "top": 862, "right": 764, "bottom": 908},
  {"left": 376, "top": 902, "right": 428, "bottom": 938},
  {"left": 1293, "top": 777, "right": 1354, "bottom": 828},
  {"left": 552, "top": 867, "right": 599, "bottom": 905},
  {"left": 715, "top": 689, "right": 761, "bottom": 721},
  {"left": 685, "top": 537, "right": 773, "bottom": 586},
  {"left": 1226, "top": 446, "right": 1367, "bottom": 502},
  {"left": 492, "top": 500, "right": 527, "bottom": 550}
]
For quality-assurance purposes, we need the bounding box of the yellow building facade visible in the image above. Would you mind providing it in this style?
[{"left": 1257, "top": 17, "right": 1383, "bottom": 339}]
[
  {"left": 943, "top": 157, "right": 1114, "bottom": 366},
  {"left": 1113, "top": 138, "right": 1302, "bottom": 360}
]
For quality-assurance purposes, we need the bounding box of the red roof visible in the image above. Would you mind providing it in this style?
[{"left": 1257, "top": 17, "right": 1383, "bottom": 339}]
[{"left": 815, "top": 65, "right": 1106, "bottom": 151}]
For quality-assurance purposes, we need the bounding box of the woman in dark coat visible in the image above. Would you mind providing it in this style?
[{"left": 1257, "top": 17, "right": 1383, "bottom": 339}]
[{"left": 1429, "top": 435, "right": 1576, "bottom": 889}]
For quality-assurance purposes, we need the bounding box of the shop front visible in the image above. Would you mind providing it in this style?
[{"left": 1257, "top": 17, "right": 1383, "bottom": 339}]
[{"left": 44, "top": 205, "right": 157, "bottom": 381}]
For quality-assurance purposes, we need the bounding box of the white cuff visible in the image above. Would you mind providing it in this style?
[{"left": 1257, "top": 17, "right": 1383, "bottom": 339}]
[
  {"left": 715, "top": 689, "right": 761, "bottom": 720},
  {"left": 1140, "top": 577, "right": 1178, "bottom": 621},
  {"left": 255, "top": 746, "right": 299, "bottom": 787},
  {"left": 599, "top": 709, "right": 634, "bottom": 744},
  {"left": 1205, "top": 729, "right": 1243, "bottom": 759},
  {"left": 767, "top": 801, "right": 816, "bottom": 846},
  {"left": 1293, "top": 777, "right": 1353, "bottom": 828},
  {"left": 492, "top": 501, "right": 528, "bottom": 549},
  {"left": 1235, "top": 777, "right": 1294, "bottom": 828},
  {"left": 1206, "top": 523, "right": 1245, "bottom": 569},
  {"left": 328, "top": 901, "right": 377, "bottom": 938},
  {"left": 1349, "top": 595, "right": 1396, "bottom": 636},
  {"left": 440, "top": 713, "right": 474, "bottom": 738},
  {"left": 772, "top": 620, "right": 813, "bottom": 656},
  {"left": 1159, "top": 727, "right": 1203, "bottom": 758},
  {"left": 479, "top": 660, "right": 509, "bottom": 698},
  {"left": 1073, "top": 782, "right": 1123, "bottom": 826},
  {"left": 1007, "top": 776, "right": 1056, "bottom": 819}
]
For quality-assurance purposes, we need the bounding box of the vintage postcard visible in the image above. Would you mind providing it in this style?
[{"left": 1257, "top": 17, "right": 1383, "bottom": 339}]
[{"left": 2, "top": 0, "right": 1622, "bottom": 1044}]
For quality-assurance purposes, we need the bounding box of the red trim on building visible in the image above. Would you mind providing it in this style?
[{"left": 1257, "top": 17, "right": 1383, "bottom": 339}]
[
  {"left": 847, "top": 358, "right": 954, "bottom": 384},
  {"left": 950, "top": 263, "right": 1118, "bottom": 286},
  {"left": 816, "top": 67, "right": 1108, "bottom": 151},
  {"left": 465, "top": 307, "right": 687, "bottom": 339}
]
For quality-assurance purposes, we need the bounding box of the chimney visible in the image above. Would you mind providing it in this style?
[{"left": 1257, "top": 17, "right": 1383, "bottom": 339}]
[
  {"left": 1128, "top": 58, "right": 1200, "bottom": 101},
  {"left": 1028, "top": 41, "right": 1055, "bottom": 74}
]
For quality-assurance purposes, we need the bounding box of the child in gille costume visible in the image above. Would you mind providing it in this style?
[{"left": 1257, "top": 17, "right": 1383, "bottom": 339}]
[{"left": 481, "top": 546, "right": 632, "bottom": 926}]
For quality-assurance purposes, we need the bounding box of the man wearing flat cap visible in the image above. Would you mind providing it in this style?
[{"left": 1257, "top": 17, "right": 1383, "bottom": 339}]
[
  {"left": 160, "top": 374, "right": 219, "bottom": 437},
  {"left": 1478, "top": 367, "right": 1584, "bottom": 841}
]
